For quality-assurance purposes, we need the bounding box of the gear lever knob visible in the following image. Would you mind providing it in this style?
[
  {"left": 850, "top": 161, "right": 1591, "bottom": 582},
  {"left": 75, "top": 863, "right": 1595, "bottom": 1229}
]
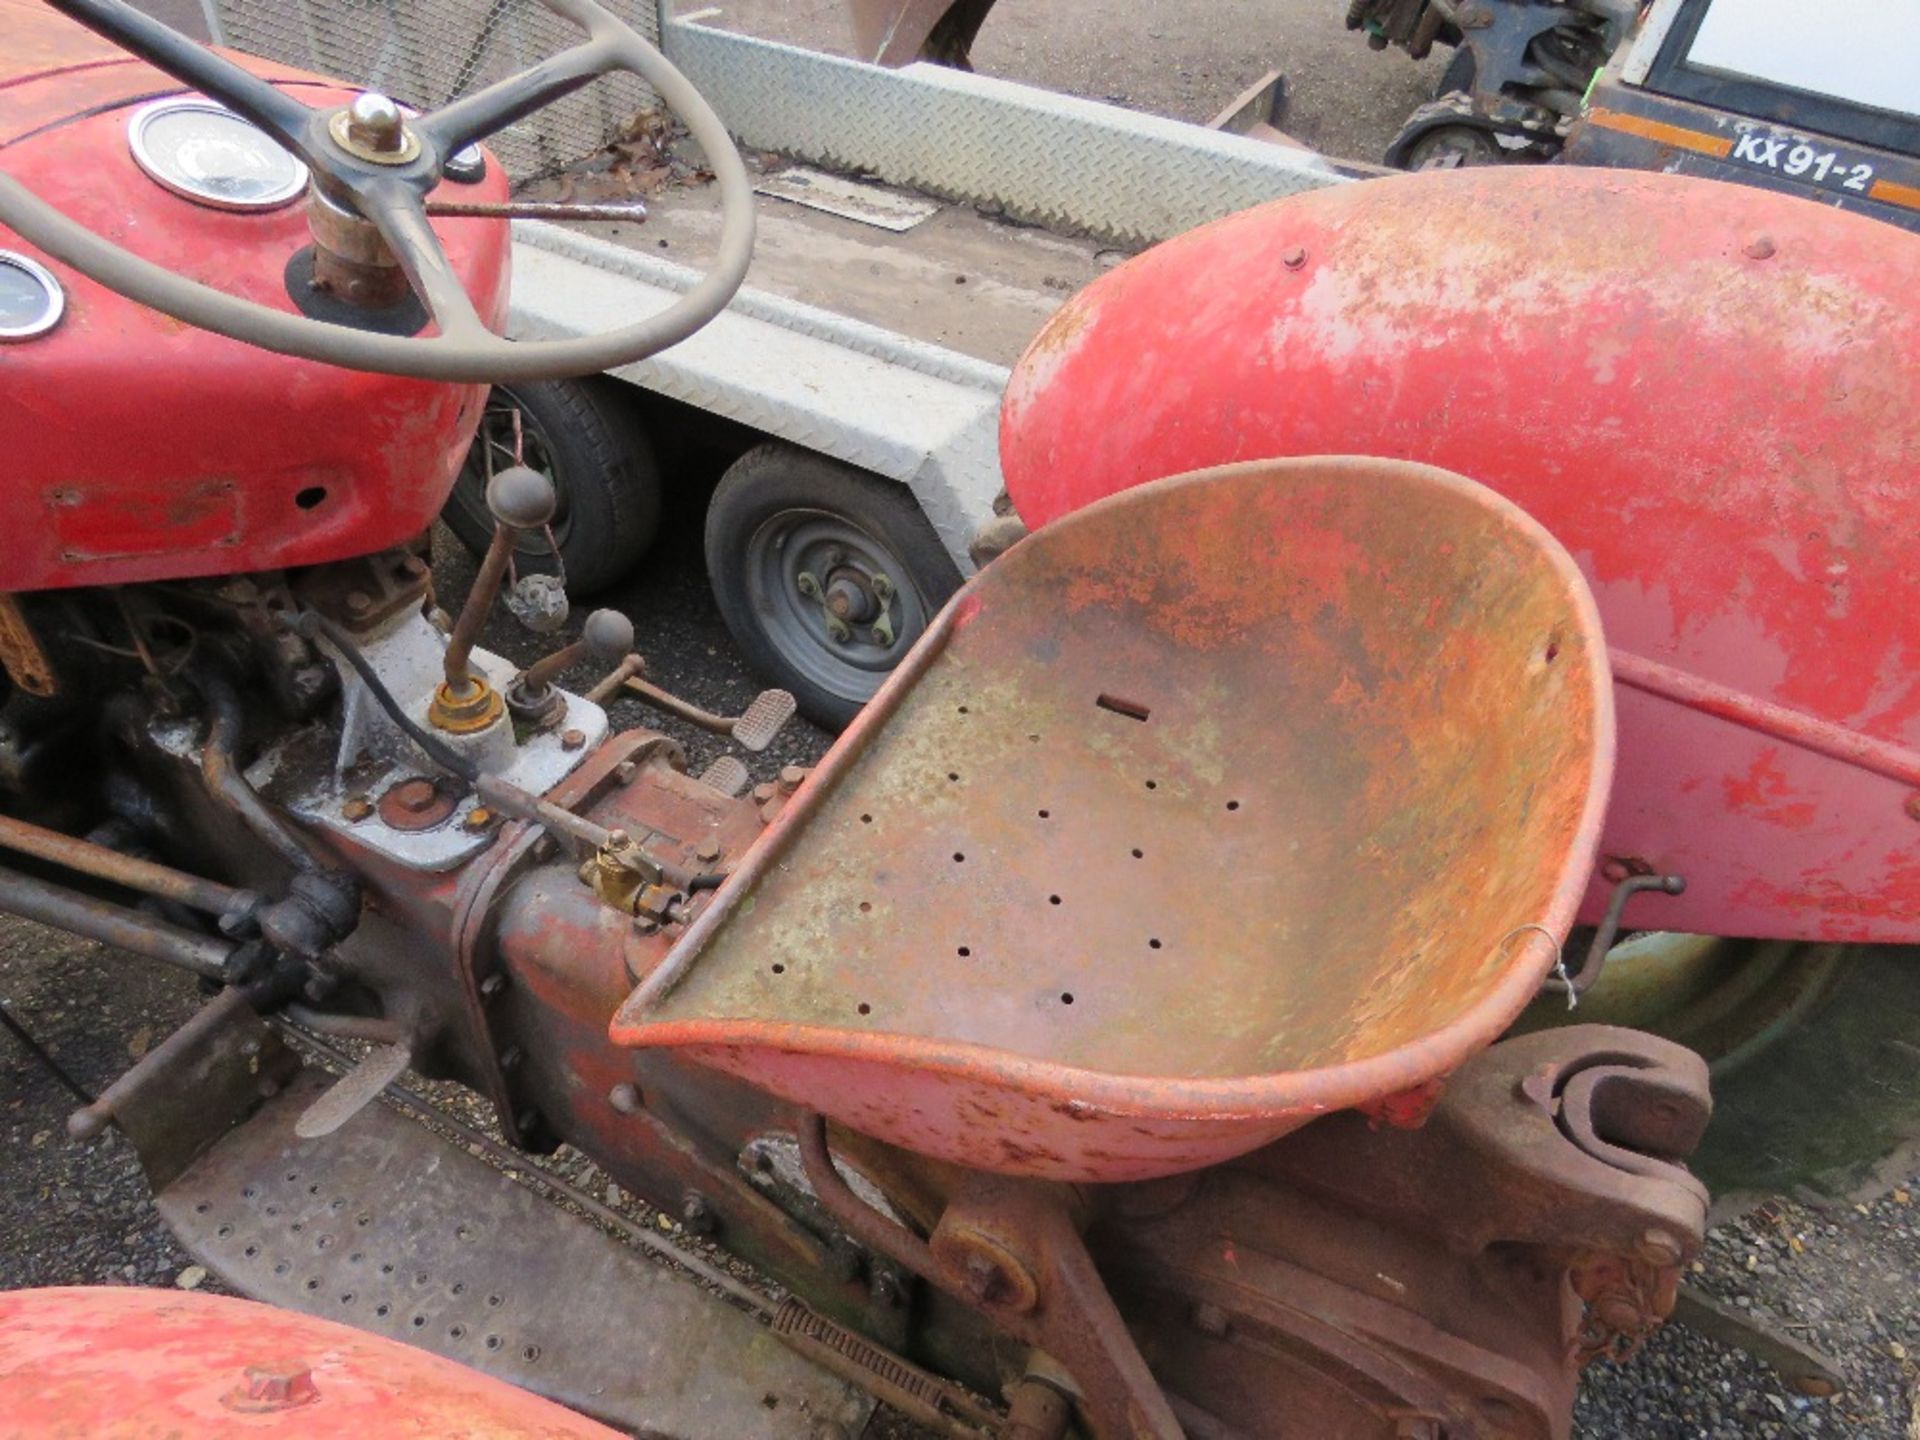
[
  {"left": 486, "top": 465, "right": 557, "bottom": 531},
  {"left": 580, "top": 608, "right": 635, "bottom": 664},
  {"left": 517, "top": 608, "right": 637, "bottom": 705}
]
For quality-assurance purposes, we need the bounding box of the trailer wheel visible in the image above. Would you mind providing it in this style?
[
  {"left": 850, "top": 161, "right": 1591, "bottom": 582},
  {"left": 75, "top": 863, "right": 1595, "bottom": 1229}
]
[
  {"left": 706, "top": 444, "right": 963, "bottom": 730},
  {"left": 445, "top": 378, "right": 660, "bottom": 595}
]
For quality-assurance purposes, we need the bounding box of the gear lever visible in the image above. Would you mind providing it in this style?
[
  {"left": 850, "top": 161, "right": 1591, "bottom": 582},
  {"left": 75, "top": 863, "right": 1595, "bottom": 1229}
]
[
  {"left": 431, "top": 465, "right": 556, "bottom": 733},
  {"left": 509, "top": 609, "right": 636, "bottom": 729}
]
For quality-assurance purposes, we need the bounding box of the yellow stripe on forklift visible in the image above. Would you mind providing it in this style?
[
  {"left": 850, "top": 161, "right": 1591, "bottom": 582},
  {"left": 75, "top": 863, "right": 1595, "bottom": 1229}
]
[
  {"left": 1585, "top": 108, "right": 1734, "bottom": 158},
  {"left": 1869, "top": 177, "right": 1920, "bottom": 212}
]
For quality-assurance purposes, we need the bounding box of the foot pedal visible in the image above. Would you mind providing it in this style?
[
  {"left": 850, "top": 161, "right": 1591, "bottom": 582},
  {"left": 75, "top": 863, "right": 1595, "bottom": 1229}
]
[
  {"left": 733, "top": 689, "right": 797, "bottom": 753},
  {"left": 154, "top": 1070, "right": 871, "bottom": 1440},
  {"left": 294, "top": 1042, "right": 411, "bottom": 1140},
  {"left": 698, "top": 754, "right": 752, "bottom": 798}
]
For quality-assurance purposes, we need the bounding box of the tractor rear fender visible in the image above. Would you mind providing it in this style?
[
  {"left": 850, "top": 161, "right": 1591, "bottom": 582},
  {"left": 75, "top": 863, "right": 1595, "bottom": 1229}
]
[{"left": 1001, "top": 166, "right": 1920, "bottom": 944}]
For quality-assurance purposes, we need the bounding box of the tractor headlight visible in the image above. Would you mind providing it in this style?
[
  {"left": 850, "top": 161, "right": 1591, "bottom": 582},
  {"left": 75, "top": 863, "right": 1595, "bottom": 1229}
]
[{"left": 129, "top": 96, "right": 308, "bottom": 212}]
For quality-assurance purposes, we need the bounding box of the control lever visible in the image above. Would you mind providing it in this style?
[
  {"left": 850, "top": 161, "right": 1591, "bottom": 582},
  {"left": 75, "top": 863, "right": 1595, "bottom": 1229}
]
[
  {"left": 587, "top": 655, "right": 798, "bottom": 753},
  {"left": 509, "top": 609, "right": 635, "bottom": 728},
  {"left": 431, "top": 465, "right": 556, "bottom": 733}
]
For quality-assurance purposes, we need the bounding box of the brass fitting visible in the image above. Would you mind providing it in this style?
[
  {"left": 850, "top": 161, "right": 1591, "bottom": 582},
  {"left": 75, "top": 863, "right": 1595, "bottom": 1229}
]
[
  {"left": 428, "top": 675, "right": 505, "bottom": 733},
  {"left": 582, "top": 830, "right": 662, "bottom": 915}
]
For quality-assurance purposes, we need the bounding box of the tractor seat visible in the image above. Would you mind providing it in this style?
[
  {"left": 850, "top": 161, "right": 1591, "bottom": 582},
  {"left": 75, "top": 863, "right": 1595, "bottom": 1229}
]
[{"left": 611, "top": 457, "right": 1612, "bottom": 1183}]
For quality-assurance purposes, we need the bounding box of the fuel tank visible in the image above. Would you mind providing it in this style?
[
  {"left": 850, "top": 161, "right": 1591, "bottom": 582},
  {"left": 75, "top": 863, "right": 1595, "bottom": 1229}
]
[
  {"left": 0, "top": 0, "right": 510, "bottom": 592},
  {"left": 999, "top": 166, "right": 1920, "bottom": 945}
]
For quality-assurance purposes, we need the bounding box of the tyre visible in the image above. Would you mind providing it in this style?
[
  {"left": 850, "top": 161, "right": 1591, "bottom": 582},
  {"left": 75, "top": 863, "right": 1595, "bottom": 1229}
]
[
  {"left": 444, "top": 377, "right": 661, "bottom": 595},
  {"left": 705, "top": 443, "right": 964, "bottom": 730}
]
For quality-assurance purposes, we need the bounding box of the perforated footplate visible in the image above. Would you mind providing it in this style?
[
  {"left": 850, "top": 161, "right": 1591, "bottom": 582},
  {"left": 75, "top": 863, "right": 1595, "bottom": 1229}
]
[
  {"left": 734, "top": 689, "right": 798, "bottom": 753},
  {"left": 155, "top": 1070, "right": 870, "bottom": 1440}
]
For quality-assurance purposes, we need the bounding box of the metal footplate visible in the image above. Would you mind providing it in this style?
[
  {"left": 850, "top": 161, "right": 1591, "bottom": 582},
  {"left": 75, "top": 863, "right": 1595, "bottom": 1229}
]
[{"left": 154, "top": 1069, "right": 872, "bottom": 1440}]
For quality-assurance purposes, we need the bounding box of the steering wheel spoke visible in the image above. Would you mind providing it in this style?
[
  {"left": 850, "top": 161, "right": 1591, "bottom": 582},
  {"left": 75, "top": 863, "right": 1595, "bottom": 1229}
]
[
  {"left": 360, "top": 185, "right": 491, "bottom": 342},
  {"left": 46, "top": 0, "right": 313, "bottom": 156},
  {"left": 418, "top": 39, "right": 616, "bottom": 157}
]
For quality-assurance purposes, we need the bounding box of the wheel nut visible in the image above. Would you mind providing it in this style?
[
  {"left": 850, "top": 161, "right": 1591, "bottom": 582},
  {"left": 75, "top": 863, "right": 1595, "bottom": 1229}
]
[{"left": 393, "top": 778, "right": 437, "bottom": 814}]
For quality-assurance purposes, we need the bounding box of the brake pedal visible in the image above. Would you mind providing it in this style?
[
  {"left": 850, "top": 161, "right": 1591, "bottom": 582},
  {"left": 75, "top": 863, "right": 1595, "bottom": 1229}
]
[
  {"left": 698, "top": 755, "right": 751, "bottom": 798},
  {"left": 732, "top": 689, "right": 797, "bottom": 752},
  {"left": 294, "top": 1043, "right": 411, "bottom": 1139}
]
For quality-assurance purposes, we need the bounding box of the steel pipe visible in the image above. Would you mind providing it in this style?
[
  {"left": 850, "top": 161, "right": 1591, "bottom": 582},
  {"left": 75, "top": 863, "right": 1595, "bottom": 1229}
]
[
  {"left": 193, "top": 670, "right": 329, "bottom": 874},
  {"left": 0, "top": 812, "right": 248, "bottom": 917},
  {"left": 0, "top": 863, "right": 236, "bottom": 980}
]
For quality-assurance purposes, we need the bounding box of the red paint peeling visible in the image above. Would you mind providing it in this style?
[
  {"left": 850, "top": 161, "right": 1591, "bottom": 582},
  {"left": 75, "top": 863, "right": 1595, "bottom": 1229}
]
[{"left": 1001, "top": 166, "right": 1920, "bottom": 943}]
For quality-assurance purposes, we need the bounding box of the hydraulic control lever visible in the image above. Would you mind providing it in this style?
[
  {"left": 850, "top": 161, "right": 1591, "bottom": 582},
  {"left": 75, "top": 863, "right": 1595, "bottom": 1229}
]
[
  {"left": 509, "top": 609, "right": 635, "bottom": 728},
  {"left": 432, "top": 465, "right": 556, "bottom": 733}
]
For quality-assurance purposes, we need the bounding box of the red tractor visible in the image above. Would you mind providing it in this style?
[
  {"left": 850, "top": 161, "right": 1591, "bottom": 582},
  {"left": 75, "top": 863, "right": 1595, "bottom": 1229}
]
[{"left": 0, "top": 0, "right": 1910, "bottom": 1435}]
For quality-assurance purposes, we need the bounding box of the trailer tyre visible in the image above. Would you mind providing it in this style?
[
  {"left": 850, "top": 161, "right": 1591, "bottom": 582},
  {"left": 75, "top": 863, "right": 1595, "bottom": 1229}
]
[
  {"left": 445, "top": 377, "right": 661, "bottom": 596},
  {"left": 706, "top": 444, "right": 963, "bottom": 730}
]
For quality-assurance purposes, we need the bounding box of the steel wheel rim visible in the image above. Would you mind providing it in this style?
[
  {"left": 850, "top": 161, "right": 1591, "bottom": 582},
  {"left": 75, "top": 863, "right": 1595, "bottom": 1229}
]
[
  {"left": 742, "top": 508, "right": 931, "bottom": 704},
  {"left": 451, "top": 390, "right": 570, "bottom": 559}
]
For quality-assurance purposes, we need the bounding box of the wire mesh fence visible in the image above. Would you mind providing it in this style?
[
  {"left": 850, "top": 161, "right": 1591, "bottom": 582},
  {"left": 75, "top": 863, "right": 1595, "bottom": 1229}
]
[{"left": 208, "top": 0, "right": 661, "bottom": 178}]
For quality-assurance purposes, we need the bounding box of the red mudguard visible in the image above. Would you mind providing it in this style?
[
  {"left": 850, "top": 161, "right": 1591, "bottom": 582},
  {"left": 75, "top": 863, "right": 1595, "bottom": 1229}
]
[
  {"left": 999, "top": 166, "right": 1920, "bottom": 944},
  {"left": 0, "top": 1286, "right": 622, "bottom": 1437}
]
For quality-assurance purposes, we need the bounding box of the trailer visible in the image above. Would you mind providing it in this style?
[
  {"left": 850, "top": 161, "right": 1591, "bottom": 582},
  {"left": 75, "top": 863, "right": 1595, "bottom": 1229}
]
[{"left": 198, "top": 0, "right": 1356, "bottom": 723}]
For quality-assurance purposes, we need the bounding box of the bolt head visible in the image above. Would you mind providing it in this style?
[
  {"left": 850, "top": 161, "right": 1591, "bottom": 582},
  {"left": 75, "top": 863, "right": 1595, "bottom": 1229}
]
[
  {"left": 224, "top": 1364, "right": 319, "bottom": 1413},
  {"left": 1281, "top": 244, "right": 1308, "bottom": 269},
  {"left": 392, "top": 778, "right": 437, "bottom": 813},
  {"left": 345, "top": 91, "right": 405, "bottom": 151},
  {"left": 1905, "top": 792, "right": 1920, "bottom": 822},
  {"left": 463, "top": 806, "right": 495, "bottom": 831},
  {"left": 1637, "top": 1228, "right": 1683, "bottom": 1267},
  {"left": 608, "top": 1082, "right": 642, "bottom": 1114},
  {"left": 693, "top": 836, "right": 723, "bottom": 864},
  {"left": 342, "top": 797, "right": 374, "bottom": 822},
  {"left": 561, "top": 728, "right": 586, "bottom": 751},
  {"left": 1744, "top": 234, "right": 1777, "bottom": 261}
]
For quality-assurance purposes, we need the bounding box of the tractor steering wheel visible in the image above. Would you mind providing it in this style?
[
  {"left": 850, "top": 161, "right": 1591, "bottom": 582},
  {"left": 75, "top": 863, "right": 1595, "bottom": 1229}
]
[{"left": 0, "top": 0, "right": 754, "bottom": 382}]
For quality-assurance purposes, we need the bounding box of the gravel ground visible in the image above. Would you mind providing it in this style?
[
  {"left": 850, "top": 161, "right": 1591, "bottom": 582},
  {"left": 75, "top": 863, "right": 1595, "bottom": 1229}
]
[{"left": 9, "top": 3, "right": 1918, "bottom": 1437}]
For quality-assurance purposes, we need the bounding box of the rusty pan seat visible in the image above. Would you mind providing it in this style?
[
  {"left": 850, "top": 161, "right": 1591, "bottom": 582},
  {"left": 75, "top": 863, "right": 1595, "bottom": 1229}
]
[{"left": 613, "top": 458, "right": 1614, "bottom": 1182}]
